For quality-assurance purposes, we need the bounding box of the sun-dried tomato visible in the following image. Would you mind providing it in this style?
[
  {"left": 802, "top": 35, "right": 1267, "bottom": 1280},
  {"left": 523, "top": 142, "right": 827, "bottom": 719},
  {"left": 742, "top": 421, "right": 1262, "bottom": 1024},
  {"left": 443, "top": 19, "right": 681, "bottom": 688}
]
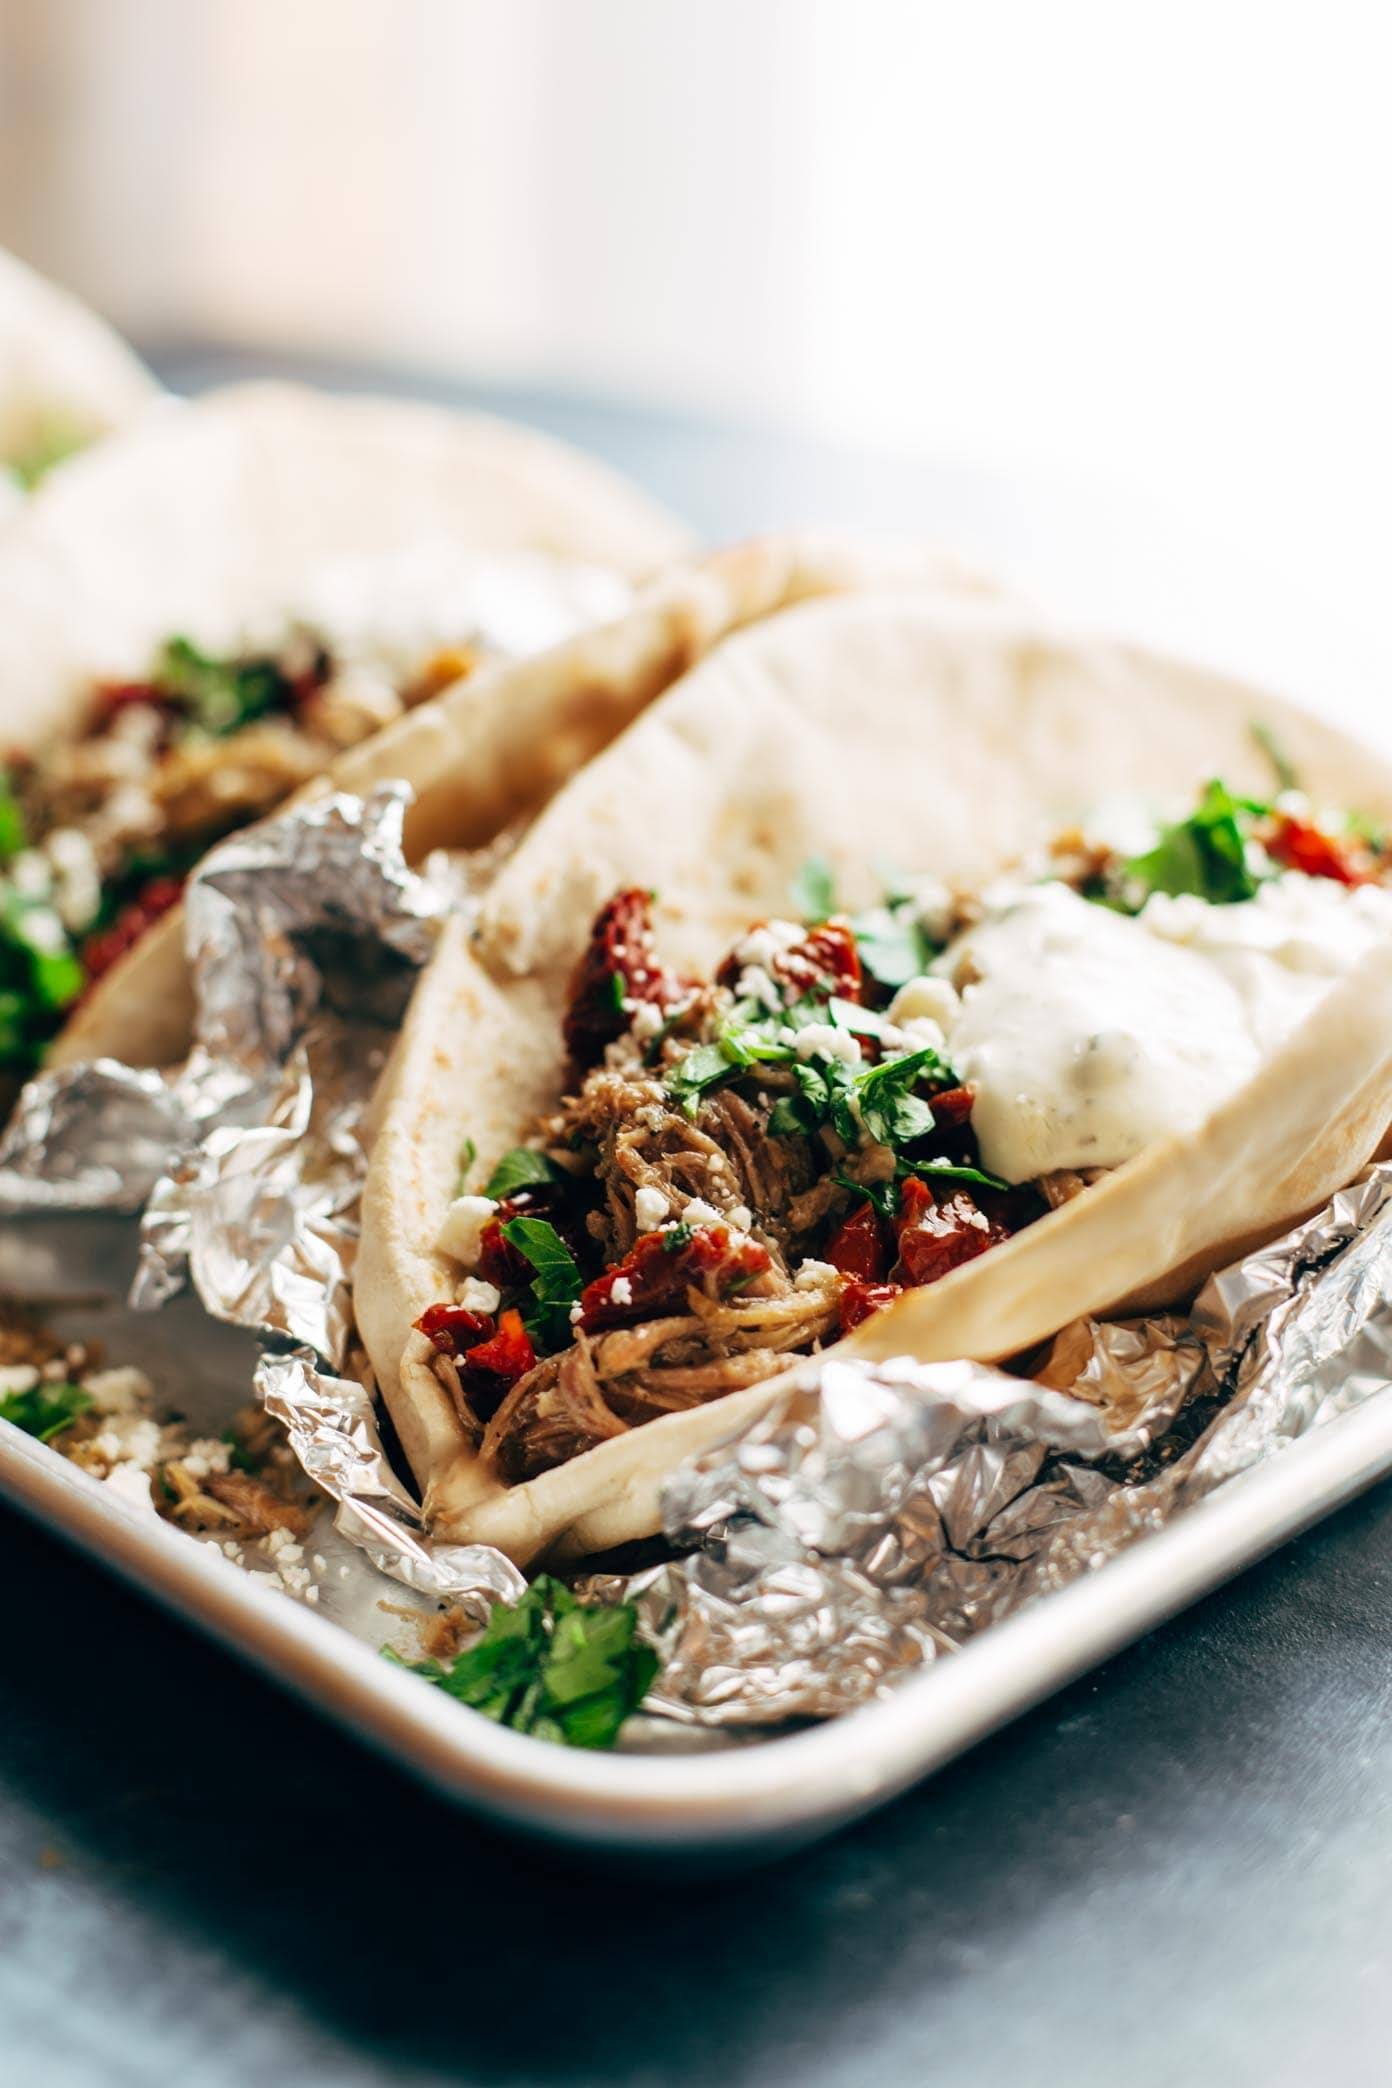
[
  {"left": 825, "top": 1201, "right": 889, "bottom": 1282},
  {"left": 718, "top": 919, "right": 864, "bottom": 1005},
  {"left": 88, "top": 681, "right": 173, "bottom": 735},
  {"left": 893, "top": 1174, "right": 1008, "bottom": 1288},
  {"left": 837, "top": 1277, "right": 903, "bottom": 1334},
  {"left": 579, "top": 1223, "right": 770, "bottom": 1332},
  {"left": 414, "top": 1303, "right": 494, "bottom": 1358},
  {"left": 414, "top": 1303, "right": 536, "bottom": 1421},
  {"left": 927, "top": 1084, "right": 975, "bottom": 1129},
  {"left": 79, "top": 875, "right": 186, "bottom": 987},
  {"left": 562, "top": 890, "right": 690, "bottom": 1067},
  {"left": 465, "top": 1308, "right": 536, "bottom": 1385},
  {"left": 1266, "top": 814, "right": 1368, "bottom": 886}
]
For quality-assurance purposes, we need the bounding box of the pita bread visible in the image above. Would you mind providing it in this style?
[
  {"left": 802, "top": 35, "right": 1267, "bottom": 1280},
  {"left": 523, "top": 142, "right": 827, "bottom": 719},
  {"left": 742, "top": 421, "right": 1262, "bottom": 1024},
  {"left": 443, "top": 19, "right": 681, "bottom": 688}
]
[
  {"left": 355, "top": 590, "right": 1392, "bottom": 1563},
  {"left": 0, "top": 379, "right": 690, "bottom": 1068},
  {"left": 0, "top": 247, "right": 155, "bottom": 485}
]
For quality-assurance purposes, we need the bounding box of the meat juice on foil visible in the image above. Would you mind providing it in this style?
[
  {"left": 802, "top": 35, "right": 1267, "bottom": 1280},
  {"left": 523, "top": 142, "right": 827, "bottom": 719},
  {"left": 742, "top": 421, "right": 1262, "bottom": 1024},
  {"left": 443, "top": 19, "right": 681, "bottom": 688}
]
[{"left": 2, "top": 783, "right": 1391, "bottom": 1728}]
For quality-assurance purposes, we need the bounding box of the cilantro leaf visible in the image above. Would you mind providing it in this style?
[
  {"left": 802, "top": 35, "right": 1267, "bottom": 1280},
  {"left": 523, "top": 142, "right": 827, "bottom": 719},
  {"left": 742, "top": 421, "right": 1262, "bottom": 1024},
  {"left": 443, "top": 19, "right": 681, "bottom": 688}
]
[
  {"left": 484, "top": 1147, "right": 561, "bottom": 1199},
  {"left": 852, "top": 904, "right": 934, "bottom": 991},
  {"left": 1120, "top": 779, "right": 1268, "bottom": 908},
  {"left": 388, "top": 1575, "right": 657, "bottom": 1749},
  {"left": 503, "top": 1216, "right": 583, "bottom": 1347},
  {"left": 0, "top": 1379, "right": 93, "bottom": 1444},
  {"left": 667, "top": 1041, "right": 740, "bottom": 1117},
  {"left": 0, "top": 772, "right": 25, "bottom": 863},
  {"left": 853, "top": 1046, "right": 953, "bottom": 1147},
  {"left": 790, "top": 854, "right": 836, "bottom": 923}
]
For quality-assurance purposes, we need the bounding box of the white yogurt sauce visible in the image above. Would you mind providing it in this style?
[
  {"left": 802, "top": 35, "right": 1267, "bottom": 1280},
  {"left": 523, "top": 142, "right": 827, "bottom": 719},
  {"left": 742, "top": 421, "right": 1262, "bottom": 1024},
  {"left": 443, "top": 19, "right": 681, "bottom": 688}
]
[{"left": 923, "top": 876, "right": 1392, "bottom": 1182}]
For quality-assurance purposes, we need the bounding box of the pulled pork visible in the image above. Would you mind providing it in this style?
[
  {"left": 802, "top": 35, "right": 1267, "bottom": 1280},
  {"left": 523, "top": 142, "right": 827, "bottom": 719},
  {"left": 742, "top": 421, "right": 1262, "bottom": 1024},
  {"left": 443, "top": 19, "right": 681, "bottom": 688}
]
[{"left": 418, "top": 889, "right": 1043, "bottom": 1487}]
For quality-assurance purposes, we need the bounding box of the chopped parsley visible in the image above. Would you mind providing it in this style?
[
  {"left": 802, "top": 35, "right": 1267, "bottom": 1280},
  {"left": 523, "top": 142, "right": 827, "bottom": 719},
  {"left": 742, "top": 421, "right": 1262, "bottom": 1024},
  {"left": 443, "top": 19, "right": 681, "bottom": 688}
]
[
  {"left": 852, "top": 897, "right": 936, "bottom": 991},
  {"left": 0, "top": 1379, "right": 93, "bottom": 1444},
  {"left": 484, "top": 1146, "right": 562, "bottom": 1200},
  {"left": 790, "top": 854, "right": 837, "bottom": 923},
  {"left": 502, "top": 1215, "right": 583, "bottom": 1347},
  {"left": 389, "top": 1575, "right": 658, "bottom": 1749}
]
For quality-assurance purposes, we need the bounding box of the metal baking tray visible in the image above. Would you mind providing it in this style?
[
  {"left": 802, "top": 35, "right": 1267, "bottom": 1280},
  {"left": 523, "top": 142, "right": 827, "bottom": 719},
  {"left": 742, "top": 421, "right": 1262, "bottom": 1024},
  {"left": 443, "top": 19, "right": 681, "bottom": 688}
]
[{"left": 4, "top": 1211, "right": 1392, "bottom": 1864}]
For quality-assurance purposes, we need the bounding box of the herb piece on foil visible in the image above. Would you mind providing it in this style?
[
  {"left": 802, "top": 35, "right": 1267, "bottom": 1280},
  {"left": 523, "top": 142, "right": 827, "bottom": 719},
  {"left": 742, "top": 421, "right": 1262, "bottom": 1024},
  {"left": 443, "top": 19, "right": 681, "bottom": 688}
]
[
  {"left": 0, "top": 1379, "right": 93, "bottom": 1444},
  {"left": 389, "top": 1576, "right": 658, "bottom": 1749}
]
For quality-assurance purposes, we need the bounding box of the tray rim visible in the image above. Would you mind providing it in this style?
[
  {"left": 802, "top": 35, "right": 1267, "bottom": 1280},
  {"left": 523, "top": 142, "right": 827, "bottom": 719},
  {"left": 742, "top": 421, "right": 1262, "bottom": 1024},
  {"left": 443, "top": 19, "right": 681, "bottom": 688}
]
[{"left": 5, "top": 1385, "right": 1392, "bottom": 1859}]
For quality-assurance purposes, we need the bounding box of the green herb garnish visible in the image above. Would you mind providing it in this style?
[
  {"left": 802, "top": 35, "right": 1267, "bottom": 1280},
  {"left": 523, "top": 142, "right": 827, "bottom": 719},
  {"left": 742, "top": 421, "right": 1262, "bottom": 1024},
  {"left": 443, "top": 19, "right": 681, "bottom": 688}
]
[
  {"left": 790, "top": 854, "right": 837, "bottom": 923},
  {"left": 484, "top": 1146, "right": 561, "bottom": 1200},
  {"left": 155, "top": 636, "right": 293, "bottom": 740},
  {"left": 388, "top": 1575, "right": 658, "bottom": 1749},
  {"left": 456, "top": 1136, "right": 477, "bottom": 1190},
  {"left": 853, "top": 1048, "right": 944, "bottom": 1147},
  {"left": 503, "top": 1215, "right": 583, "bottom": 1347},
  {"left": 0, "top": 772, "right": 26, "bottom": 863},
  {"left": 667, "top": 1041, "right": 738, "bottom": 1117},
  {"left": 852, "top": 901, "right": 935, "bottom": 991},
  {"left": 0, "top": 1379, "right": 93, "bottom": 1444},
  {"left": 1119, "top": 779, "right": 1270, "bottom": 909}
]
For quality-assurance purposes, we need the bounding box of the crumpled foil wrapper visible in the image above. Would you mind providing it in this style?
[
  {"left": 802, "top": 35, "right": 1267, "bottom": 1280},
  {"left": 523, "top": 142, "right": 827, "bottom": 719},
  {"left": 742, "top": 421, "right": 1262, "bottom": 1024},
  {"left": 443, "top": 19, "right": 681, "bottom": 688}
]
[
  {"left": 4, "top": 775, "right": 1392, "bottom": 1733},
  {"left": 604, "top": 1168, "right": 1392, "bottom": 1724}
]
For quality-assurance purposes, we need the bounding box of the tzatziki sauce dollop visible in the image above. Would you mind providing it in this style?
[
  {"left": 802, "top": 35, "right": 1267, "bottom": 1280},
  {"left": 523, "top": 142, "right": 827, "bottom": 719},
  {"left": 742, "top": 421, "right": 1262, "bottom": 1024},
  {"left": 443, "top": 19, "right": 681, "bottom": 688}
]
[{"left": 922, "top": 875, "right": 1392, "bottom": 1183}]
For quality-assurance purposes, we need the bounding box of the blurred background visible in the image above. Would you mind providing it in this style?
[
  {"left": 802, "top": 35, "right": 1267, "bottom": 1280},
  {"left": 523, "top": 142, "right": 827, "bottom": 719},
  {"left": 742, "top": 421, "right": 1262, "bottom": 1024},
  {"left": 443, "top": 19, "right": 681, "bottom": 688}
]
[{"left": 1, "top": 0, "right": 1388, "bottom": 720}]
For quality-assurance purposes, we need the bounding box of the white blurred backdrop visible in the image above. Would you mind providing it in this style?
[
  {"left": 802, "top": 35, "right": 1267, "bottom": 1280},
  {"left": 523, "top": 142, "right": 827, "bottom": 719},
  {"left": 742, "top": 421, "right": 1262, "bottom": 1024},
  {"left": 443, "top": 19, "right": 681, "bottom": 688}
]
[{"left": 1, "top": 0, "right": 1388, "bottom": 699}]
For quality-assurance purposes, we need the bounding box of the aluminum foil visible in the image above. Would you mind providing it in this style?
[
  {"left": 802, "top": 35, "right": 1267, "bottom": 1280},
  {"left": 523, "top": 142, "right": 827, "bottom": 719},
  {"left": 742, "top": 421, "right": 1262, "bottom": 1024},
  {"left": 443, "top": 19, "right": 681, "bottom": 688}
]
[
  {"left": 608, "top": 1168, "right": 1392, "bottom": 1724},
  {"left": 4, "top": 772, "right": 1392, "bottom": 1736}
]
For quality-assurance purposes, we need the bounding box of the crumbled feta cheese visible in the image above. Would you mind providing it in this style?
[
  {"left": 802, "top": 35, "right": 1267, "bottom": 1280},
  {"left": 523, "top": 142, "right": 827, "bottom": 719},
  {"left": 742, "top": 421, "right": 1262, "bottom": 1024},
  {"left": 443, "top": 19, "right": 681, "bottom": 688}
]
[
  {"left": 83, "top": 1366, "right": 154, "bottom": 1414},
  {"left": 8, "top": 850, "right": 50, "bottom": 900},
  {"left": 681, "top": 1198, "right": 721, "bottom": 1224},
  {"left": 312, "top": 1554, "right": 327, "bottom": 1575},
  {"left": 733, "top": 920, "right": 803, "bottom": 970},
  {"left": 434, "top": 1193, "right": 498, "bottom": 1267},
  {"left": 456, "top": 1275, "right": 501, "bottom": 1314},
  {"left": 179, "top": 1436, "right": 233, "bottom": 1481},
  {"left": 728, "top": 1204, "right": 752, "bottom": 1231},
  {"left": 609, "top": 1275, "right": 634, "bottom": 1306},
  {"left": 901, "top": 877, "right": 955, "bottom": 942},
  {"left": 629, "top": 1000, "right": 665, "bottom": 1040},
  {"left": 634, "top": 1184, "right": 669, "bottom": 1232},
  {"left": 304, "top": 1585, "right": 320, "bottom": 1605},
  {"left": 20, "top": 906, "right": 67, "bottom": 956},
  {"left": 889, "top": 975, "right": 962, "bottom": 1034},
  {"left": 568, "top": 1300, "right": 585, "bottom": 1325},
  {"left": 0, "top": 1365, "right": 39, "bottom": 1396},
  {"left": 104, "top": 1463, "right": 157, "bottom": 1515},
  {"left": 795, "top": 1024, "right": 863, "bottom": 1067},
  {"left": 735, "top": 964, "right": 783, "bottom": 1011},
  {"left": 44, "top": 827, "right": 102, "bottom": 935},
  {"left": 794, "top": 1259, "right": 840, "bottom": 1289},
  {"left": 637, "top": 1105, "right": 668, "bottom": 1133}
]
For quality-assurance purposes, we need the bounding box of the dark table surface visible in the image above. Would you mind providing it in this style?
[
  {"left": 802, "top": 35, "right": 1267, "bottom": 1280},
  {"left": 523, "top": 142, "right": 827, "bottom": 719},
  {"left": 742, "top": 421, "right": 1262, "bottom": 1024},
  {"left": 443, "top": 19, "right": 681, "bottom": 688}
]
[{"left": 3, "top": 350, "right": 1390, "bottom": 2088}]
